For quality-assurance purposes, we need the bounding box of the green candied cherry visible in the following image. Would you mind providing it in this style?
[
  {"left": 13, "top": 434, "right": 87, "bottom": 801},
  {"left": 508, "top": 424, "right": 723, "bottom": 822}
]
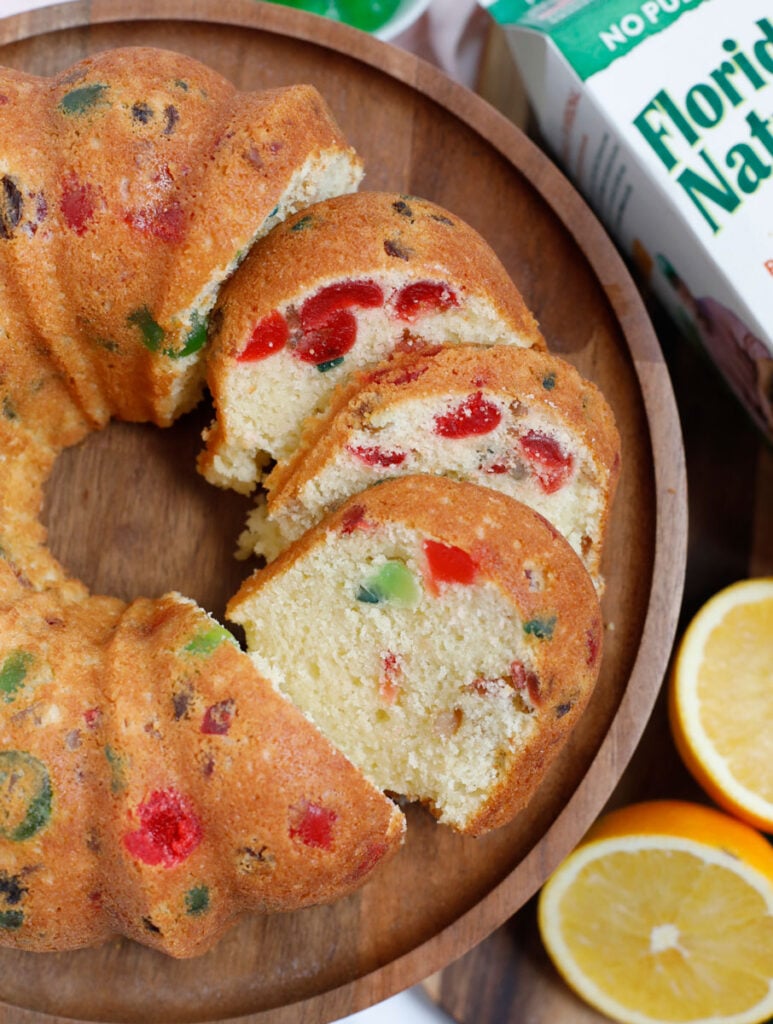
[
  {"left": 0, "top": 751, "right": 52, "bottom": 842},
  {"left": 184, "top": 884, "right": 210, "bottom": 916},
  {"left": 0, "top": 650, "right": 34, "bottom": 703},
  {"left": 184, "top": 624, "right": 236, "bottom": 656},
  {"left": 357, "top": 560, "right": 421, "bottom": 606}
]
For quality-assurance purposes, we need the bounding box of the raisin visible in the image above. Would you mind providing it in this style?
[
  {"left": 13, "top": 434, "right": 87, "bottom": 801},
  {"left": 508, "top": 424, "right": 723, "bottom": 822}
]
[
  {"left": 163, "top": 104, "right": 179, "bottom": 135},
  {"left": 0, "top": 177, "right": 22, "bottom": 240},
  {"left": 384, "top": 238, "right": 413, "bottom": 260},
  {"left": 131, "top": 101, "right": 153, "bottom": 124},
  {"left": 434, "top": 392, "right": 502, "bottom": 438}
]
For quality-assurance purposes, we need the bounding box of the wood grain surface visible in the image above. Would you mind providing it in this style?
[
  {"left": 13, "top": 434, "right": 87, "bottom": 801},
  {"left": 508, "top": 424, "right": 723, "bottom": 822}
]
[{"left": 0, "top": 3, "right": 686, "bottom": 1022}]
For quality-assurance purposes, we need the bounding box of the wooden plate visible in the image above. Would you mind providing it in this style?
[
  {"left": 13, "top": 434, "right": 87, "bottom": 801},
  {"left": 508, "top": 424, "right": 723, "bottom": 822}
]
[{"left": 0, "top": 3, "right": 687, "bottom": 1022}]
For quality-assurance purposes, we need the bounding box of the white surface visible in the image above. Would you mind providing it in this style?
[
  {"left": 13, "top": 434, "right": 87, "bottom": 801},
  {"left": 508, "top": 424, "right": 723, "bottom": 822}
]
[
  {"left": 334, "top": 986, "right": 453, "bottom": 1024},
  {"left": 376, "top": 0, "right": 433, "bottom": 40}
]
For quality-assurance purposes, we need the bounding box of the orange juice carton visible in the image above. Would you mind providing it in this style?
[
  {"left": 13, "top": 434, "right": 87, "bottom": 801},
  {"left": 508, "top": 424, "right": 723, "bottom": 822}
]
[{"left": 484, "top": 0, "right": 773, "bottom": 438}]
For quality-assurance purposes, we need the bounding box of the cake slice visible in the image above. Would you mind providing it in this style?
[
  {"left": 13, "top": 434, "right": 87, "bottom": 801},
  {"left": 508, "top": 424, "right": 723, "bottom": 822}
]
[
  {"left": 245, "top": 346, "right": 621, "bottom": 590},
  {"left": 0, "top": 591, "right": 403, "bottom": 956},
  {"left": 228, "top": 476, "right": 603, "bottom": 836},
  {"left": 0, "top": 49, "right": 363, "bottom": 430},
  {"left": 199, "top": 191, "right": 545, "bottom": 493}
]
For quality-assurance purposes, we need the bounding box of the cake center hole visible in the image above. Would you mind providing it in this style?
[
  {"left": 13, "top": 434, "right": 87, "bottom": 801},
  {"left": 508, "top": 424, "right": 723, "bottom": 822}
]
[{"left": 42, "top": 403, "right": 259, "bottom": 621}]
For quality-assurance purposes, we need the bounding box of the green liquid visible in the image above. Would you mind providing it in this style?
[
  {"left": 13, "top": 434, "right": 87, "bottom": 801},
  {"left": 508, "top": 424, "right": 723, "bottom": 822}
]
[{"left": 267, "top": 0, "right": 402, "bottom": 32}]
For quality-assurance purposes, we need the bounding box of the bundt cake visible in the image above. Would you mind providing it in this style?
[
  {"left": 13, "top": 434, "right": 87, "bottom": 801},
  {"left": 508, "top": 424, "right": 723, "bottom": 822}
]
[
  {"left": 0, "top": 47, "right": 403, "bottom": 958},
  {"left": 0, "top": 591, "right": 403, "bottom": 956},
  {"left": 198, "top": 191, "right": 546, "bottom": 493},
  {"left": 0, "top": 46, "right": 615, "bottom": 959},
  {"left": 228, "top": 476, "right": 603, "bottom": 836},
  {"left": 0, "top": 47, "right": 362, "bottom": 432},
  {"left": 242, "top": 346, "right": 621, "bottom": 590}
]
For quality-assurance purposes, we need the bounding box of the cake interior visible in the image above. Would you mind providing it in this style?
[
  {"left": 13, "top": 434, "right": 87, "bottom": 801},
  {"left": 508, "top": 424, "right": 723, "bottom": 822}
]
[{"left": 231, "top": 521, "right": 540, "bottom": 830}]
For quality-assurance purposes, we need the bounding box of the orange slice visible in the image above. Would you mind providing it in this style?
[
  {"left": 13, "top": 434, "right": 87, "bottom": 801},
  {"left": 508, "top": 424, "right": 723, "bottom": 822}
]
[
  {"left": 669, "top": 578, "right": 773, "bottom": 832},
  {"left": 538, "top": 800, "right": 773, "bottom": 1024}
]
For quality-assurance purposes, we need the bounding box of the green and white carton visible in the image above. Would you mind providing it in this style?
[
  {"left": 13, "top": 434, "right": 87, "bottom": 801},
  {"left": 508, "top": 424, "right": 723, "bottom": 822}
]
[{"left": 484, "top": 0, "right": 773, "bottom": 439}]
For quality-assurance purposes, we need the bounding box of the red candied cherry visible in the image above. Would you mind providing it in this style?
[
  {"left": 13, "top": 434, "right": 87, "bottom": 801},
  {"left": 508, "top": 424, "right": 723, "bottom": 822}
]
[
  {"left": 518, "top": 431, "right": 574, "bottom": 494},
  {"left": 293, "top": 280, "right": 384, "bottom": 367},
  {"left": 123, "top": 788, "right": 202, "bottom": 867},
  {"left": 347, "top": 444, "right": 407, "bottom": 469},
  {"left": 300, "top": 280, "right": 383, "bottom": 329},
  {"left": 392, "top": 280, "right": 459, "bottom": 321},
  {"left": 125, "top": 199, "right": 185, "bottom": 243},
  {"left": 340, "top": 503, "right": 368, "bottom": 535},
  {"left": 423, "top": 539, "right": 478, "bottom": 592},
  {"left": 237, "top": 310, "right": 289, "bottom": 362},
  {"left": 433, "top": 392, "right": 502, "bottom": 438},
  {"left": 288, "top": 800, "right": 337, "bottom": 850},
  {"left": 509, "top": 659, "right": 542, "bottom": 706},
  {"left": 60, "top": 172, "right": 100, "bottom": 235},
  {"left": 379, "top": 651, "right": 403, "bottom": 705}
]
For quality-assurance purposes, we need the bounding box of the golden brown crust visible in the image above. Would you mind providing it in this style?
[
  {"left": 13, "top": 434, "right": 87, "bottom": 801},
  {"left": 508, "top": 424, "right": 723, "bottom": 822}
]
[
  {"left": 208, "top": 189, "right": 544, "bottom": 363},
  {"left": 0, "top": 593, "right": 402, "bottom": 957},
  {"left": 0, "top": 48, "right": 360, "bottom": 428},
  {"left": 229, "top": 476, "right": 603, "bottom": 837}
]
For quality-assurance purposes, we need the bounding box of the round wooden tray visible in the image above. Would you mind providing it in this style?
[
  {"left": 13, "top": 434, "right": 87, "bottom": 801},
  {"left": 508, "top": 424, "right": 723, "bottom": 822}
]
[{"left": 0, "top": 3, "right": 687, "bottom": 1022}]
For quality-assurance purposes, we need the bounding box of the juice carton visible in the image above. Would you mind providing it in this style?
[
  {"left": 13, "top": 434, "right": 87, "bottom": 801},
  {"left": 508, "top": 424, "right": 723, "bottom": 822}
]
[{"left": 483, "top": 0, "right": 773, "bottom": 439}]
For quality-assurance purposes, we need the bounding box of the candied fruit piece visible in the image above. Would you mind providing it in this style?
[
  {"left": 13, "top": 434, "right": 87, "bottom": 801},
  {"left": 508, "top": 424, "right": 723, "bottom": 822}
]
[
  {"left": 60, "top": 172, "right": 99, "bottom": 235},
  {"left": 423, "top": 539, "right": 478, "bottom": 589},
  {"left": 393, "top": 280, "right": 459, "bottom": 321},
  {"left": 434, "top": 392, "right": 502, "bottom": 438},
  {"left": 347, "top": 444, "right": 407, "bottom": 468},
  {"left": 518, "top": 431, "right": 574, "bottom": 494},
  {"left": 523, "top": 615, "right": 557, "bottom": 640},
  {"left": 357, "top": 561, "right": 421, "bottom": 606},
  {"left": 341, "top": 504, "right": 367, "bottom": 535},
  {"left": 0, "top": 650, "right": 33, "bottom": 704},
  {"left": 509, "top": 659, "right": 542, "bottom": 705},
  {"left": 0, "top": 751, "right": 52, "bottom": 842},
  {"left": 201, "top": 699, "right": 235, "bottom": 735},
  {"left": 184, "top": 625, "right": 235, "bottom": 656},
  {"left": 123, "top": 788, "right": 202, "bottom": 868},
  {"left": 59, "top": 83, "right": 107, "bottom": 116},
  {"left": 237, "top": 310, "right": 288, "bottom": 362},
  {"left": 294, "top": 308, "right": 356, "bottom": 365},
  {"left": 0, "top": 176, "right": 22, "bottom": 240},
  {"left": 379, "top": 651, "right": 403, "bottom": 705},
  {"left": 289, "top": 800, "right": 337, "bottom": 850},
  {"left": 126, "top": 199, "right": 185, "bottom": 243},
  {"left": 300, "top": 280, "right": 383, "bottom": 329},
  {"left": 184, "top": 884, "right": 210, "bottom": 915}
]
